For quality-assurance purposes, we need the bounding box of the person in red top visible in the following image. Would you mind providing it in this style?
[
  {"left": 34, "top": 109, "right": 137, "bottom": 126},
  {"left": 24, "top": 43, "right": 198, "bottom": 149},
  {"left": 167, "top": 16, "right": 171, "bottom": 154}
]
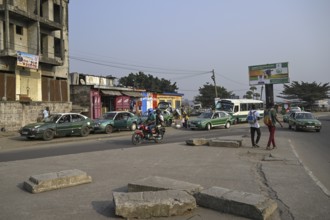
[{"left": 265, "top": 103, "right": 283, "bottom": 150}]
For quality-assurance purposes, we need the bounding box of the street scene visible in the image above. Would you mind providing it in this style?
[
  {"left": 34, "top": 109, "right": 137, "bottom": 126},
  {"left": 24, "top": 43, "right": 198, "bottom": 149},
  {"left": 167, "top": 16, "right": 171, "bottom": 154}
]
[
  {"left": 1, "top": 112, "right": 330, "bottom": 219},
  {"left": 1, "top": 1, "right": 330, "bottom": 220}
]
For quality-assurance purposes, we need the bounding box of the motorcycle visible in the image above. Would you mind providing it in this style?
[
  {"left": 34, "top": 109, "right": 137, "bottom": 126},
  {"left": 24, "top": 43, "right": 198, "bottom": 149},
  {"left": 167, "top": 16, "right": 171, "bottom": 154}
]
[{"left": 131, "top": 123, "right": 166, "bottom": 145}]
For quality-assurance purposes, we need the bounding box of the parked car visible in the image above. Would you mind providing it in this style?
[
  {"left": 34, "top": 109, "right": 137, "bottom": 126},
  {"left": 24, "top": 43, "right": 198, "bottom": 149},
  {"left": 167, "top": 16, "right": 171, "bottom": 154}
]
[
  {"left": 93, "top": 111, "right": 140, "bottom": 134},
  {"left": 188, "top": 111, "right": 232, "bottom": 130},
  {"left": 288, "top": 111, "right": 321, "bottom": 132},
  {"left": 19, "top": 113, "right": 94, "bottom": 141}
]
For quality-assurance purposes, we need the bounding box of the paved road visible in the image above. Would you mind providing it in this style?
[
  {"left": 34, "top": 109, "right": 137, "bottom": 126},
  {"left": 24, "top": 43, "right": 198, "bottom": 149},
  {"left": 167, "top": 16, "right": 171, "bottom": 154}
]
[{"left": 0, "top": 114, "right": 329, "bottom": 220}]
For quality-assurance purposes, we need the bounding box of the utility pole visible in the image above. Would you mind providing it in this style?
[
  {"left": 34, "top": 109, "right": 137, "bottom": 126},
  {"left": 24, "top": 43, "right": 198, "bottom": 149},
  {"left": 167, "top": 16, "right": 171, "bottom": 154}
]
[{"left": 211, "top": 69, "right": 218, "bottom": 98}]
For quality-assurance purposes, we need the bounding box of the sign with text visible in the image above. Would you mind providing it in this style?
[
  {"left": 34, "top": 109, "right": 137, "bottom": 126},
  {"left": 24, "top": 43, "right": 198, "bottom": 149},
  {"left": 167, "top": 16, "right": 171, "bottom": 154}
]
[
  {"left": 248, "top": 62, "right": 289, "bottom": 85},
  {"left": 17, "top": 51, "right": 39, "bottom": 70}
]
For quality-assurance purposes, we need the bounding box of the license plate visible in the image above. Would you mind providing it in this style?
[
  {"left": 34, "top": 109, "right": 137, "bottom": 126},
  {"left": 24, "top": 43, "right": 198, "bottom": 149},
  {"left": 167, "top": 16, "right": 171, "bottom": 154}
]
[
  {"left": 306, "top": 126, "right": 314, "bottom": 128},
  {"left": 22, "top": 131, "right": 28, "bottom": 135}
]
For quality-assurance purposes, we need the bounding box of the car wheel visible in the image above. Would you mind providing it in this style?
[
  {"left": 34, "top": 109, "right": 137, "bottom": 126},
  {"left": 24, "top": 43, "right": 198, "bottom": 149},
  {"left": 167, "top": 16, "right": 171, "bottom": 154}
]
[
  {"left": 288, "top": 124, "right": 292, "bottom": 129},
  {"left": 225, "top": 121, "right": 230, "bottom": 129},
  {"left": 132, "top": 133, "right": 143, "bottom": 145},
  {"left": 42, "top": 129, "right": 55, "bottom": 141},
  {"left": 80, "top": 126, "right": 90, "bottom": 137},
  {"left": 130, "top": 123, "right": 137, "bottom": 131},
  {"left": 292, "top": 124, "right": 298, "bottom": 132},
  {"left": 316, "top": 129, "right": 320, "bottom": 132},
  {"left": 206, "top": 123, "right": 211, "bottom": 131},
  {"left": 105, "top": 125, "right": 113, "bottom": 134}
]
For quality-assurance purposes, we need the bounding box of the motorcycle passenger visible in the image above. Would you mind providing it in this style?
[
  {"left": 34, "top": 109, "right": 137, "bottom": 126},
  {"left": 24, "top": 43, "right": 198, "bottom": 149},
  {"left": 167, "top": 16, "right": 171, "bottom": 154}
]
[
  {"left": 155, "top": 109, "right": 164, "bottom": 135},
  {"left": 145, "top": 108, "right": 156, "bottom": 134}
]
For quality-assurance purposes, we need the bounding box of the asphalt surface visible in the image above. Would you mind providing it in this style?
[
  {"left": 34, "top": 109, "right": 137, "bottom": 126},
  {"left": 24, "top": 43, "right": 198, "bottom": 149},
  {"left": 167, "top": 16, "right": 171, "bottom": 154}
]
[{"left": 0, "top": 122, "right": 330, "bottom": 219}]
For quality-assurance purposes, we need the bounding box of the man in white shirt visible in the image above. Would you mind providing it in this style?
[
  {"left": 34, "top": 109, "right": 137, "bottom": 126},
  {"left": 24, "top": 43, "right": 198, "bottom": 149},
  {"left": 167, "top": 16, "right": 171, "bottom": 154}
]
[{"left": 248, "top": 104, "right": 261, "bottom": 148}]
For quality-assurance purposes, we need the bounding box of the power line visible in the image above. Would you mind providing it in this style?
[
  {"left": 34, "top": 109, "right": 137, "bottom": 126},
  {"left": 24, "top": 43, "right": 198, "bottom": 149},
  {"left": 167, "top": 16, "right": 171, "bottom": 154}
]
[{"left": 69, "top": 56, "right": 210, "bottom": 75}]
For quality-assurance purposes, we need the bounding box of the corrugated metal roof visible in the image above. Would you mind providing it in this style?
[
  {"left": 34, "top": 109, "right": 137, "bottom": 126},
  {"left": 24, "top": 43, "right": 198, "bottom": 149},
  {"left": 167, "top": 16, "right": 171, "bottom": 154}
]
[
  {"left": 101, "top": 90, "right": 122, "bottom": 96},
  {"left": 121, "top": 91, "right": 143, "bottom": 97}
]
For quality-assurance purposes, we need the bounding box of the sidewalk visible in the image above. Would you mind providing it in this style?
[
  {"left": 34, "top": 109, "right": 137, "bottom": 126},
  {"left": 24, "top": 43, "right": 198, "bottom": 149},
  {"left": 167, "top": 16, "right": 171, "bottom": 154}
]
[{"left": 1, "top": 129, "right": 329, "bottom": 220}]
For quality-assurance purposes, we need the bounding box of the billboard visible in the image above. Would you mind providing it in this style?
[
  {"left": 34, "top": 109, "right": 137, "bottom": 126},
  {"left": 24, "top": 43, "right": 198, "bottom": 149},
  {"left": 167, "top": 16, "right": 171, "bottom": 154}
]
[
  {"left": 248, "top": 62, "right": 289, "bottom": 85},
  {"left": 17, "top": 51, "right": 39, "bottom": 70}
]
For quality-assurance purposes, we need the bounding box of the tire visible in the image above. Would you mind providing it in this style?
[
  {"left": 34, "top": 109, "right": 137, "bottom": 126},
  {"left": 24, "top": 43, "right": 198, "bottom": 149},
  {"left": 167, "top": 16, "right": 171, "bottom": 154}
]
[
  {"left": 316, "top": 129, "right": 320, "bottom": 132},
  {"left": 288, "top": 124, "right": 292, "bottom": 129},
  {"left": 206, "top": 123, "right": 211, "bottom": 131},
  {"left": 80, "top": 126, "right": 90, "bottom": 137},
  {"left": 292, "top": 124, "right": 298, "bottom": 132},
  {"left": 154, "top": 131, "right": 164, "bottom": 143},
  {"left": 132, "top": 133, "right": 143, "bottom": 145},
  {"left": 105, "top": 125, "right": 113, "bottom": 134},
  {"left": 130, "top": 123, "right": 137, "bottom": 131},
  {"left": 225, "top": 121, "right": 231, "bottom": 129},
  {"left": 42, "top": 129, "right": 55, "bottom": 141}
]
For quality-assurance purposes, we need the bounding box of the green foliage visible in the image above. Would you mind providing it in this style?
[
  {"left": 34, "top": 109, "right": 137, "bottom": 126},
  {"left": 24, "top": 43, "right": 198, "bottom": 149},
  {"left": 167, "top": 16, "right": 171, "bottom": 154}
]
[
  {"left": 195, "top": 84, "right": 234, "bottom": 108},
  {"left": 118, "top": 71, "right": 178, "bottom": 93},
  {"left": 244, "top": 86, "right": 261, "bottom": 99},
  {"left": 279, "top": 81, "right": 330, "bottom": 107}
]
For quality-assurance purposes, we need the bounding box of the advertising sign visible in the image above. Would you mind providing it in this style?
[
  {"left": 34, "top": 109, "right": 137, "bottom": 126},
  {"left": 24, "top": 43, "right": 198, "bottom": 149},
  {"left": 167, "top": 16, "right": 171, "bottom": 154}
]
[
  {"left": 17, "top": 51, "right": 39, "bottom": 70},
  {"left": 248, "top": 62, "right": 289, "bottom": 85}
]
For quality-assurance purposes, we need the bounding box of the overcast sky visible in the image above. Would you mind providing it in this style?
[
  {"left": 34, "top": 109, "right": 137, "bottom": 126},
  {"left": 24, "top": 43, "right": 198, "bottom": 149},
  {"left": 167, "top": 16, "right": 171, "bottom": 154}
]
[{"left": 69, "top": 0, "right": 330, "bottom": 101}]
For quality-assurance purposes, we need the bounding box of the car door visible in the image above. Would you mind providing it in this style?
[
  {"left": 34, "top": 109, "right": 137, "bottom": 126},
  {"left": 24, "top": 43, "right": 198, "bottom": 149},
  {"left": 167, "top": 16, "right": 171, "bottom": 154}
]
[
  {"left": 56, "top": 114, "right": 73, "bottom": 136},
  {"left": 113, "top": 113, "right": 127, "bottom": 129},
  {"left": 211, "top": 112, "right": 221, "bottom": 126},
  {"left": 288, "top": 112, "right": 295, "bottom": 126},
  {"left": 70, "top": 114, "right": 85, "bottom": 135},
  {"left": 125, "top": 113, "right": 137, "bottom": 128},
  {"left": 219, "top": 112, "right": 228, "bottom": 125}
]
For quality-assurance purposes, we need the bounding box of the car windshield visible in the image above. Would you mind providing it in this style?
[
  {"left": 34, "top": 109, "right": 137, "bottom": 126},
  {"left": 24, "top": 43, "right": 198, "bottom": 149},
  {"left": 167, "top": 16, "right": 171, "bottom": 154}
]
[
  {"left": 296, "top": 113, "right": 313, "bottom": 119},
  {"left": 198, "top": 112, "right": 213, "bottom": 119},
  {"left": 100, "top": 112, "right": 116, "bottom": 120},
  {"left": 44, "top": 114, "right": 61, "bottom": 123}
]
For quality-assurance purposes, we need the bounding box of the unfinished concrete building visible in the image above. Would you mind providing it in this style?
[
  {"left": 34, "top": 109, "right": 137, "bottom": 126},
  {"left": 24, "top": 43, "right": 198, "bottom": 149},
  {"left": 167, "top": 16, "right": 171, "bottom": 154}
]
[{"left": 0, "top": 0, "right": 69, "bottom": 102}]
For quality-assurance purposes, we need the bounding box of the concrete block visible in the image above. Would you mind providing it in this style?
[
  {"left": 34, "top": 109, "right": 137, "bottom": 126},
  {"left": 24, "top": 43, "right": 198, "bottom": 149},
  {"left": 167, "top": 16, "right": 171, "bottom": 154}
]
[
  {"left": 215, "top": 138, "right": 243, "bottom": 146},
  {"left": 113, "top": 190, "right": 196, "bottom": 219},
  {"left": 209, "top": 139, "right": 240, "bottom": 148},
  {"left": 185, "top": 138, "right": 208, "bottom": 146},
  {"left": 128, "top": 176, "right": 203, "bottom": 195},
  {"left": 195, "top": 186, "right": 278, "bottom": 220},
  {"left": 24, "top": 169, "right": 92, "bottom": 193}
]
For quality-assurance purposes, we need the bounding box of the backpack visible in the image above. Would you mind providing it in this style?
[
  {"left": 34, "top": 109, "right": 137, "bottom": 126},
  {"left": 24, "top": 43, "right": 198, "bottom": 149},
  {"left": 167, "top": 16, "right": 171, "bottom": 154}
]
[
  {"left": 263, "top": 110, "right": 273, "bottom": 126},
  {"left": 247, "top": 111, "right": 257, "bottom": 124}
]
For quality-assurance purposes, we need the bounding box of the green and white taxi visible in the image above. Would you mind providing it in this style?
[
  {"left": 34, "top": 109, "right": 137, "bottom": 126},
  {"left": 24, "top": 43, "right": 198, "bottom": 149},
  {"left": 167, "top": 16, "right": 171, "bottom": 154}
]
[
  {"left": 288, "top": 111, "right": 321, "bottom": 132},
  {"left": 188, "top": 111, "right": 232, "bottom": 130},
  {"left": 19, "top": 113, "right": 94, "bottom": 141}
]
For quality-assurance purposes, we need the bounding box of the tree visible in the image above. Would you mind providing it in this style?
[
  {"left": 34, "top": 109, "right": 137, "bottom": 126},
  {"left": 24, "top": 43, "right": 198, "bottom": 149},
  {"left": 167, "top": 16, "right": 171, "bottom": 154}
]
[
  {"left": 244, "top": 86, "right": 261, "bottom": 100},
  {"left": 194, "top": 83, "right": 234, "bottom": 108},
  {"left": 278, "top": 81, "right": 330, "bottom": 107},
  {"left": 119, "top": 72, "right": 178, "bottom": 93}
]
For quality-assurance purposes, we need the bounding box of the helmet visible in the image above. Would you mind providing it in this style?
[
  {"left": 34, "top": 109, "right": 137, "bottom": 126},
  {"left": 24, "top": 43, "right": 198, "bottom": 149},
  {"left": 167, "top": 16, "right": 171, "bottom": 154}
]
[{"left": 156, "top": 109, "right": 161, "bottom": 114}]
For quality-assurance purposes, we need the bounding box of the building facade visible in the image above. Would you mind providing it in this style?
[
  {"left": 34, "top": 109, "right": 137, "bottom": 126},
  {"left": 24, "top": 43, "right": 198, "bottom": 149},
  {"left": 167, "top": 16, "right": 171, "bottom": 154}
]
[
  {"left": 0, "top": 0, "right": 69, "bottom": 102},
  {"left": 0, "top": 0, "right": 70, "bottom": 131}
]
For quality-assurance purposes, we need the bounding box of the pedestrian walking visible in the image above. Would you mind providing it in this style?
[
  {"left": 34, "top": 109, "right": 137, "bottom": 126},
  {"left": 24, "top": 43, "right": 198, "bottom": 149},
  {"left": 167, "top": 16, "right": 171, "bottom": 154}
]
[
  {"left": 264, "top": 103, "right": 283, "bottom": 150},
  {"left": 247, "top": 104, "right": 261, "bottom": 147},
  {"left": 43, "top": 107, "right": 50, "bottom": 119}
]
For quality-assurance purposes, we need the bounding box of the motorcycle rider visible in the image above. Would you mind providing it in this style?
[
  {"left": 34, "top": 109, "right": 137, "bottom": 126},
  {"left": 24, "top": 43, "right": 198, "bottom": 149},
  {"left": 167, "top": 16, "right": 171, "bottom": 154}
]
[{"left": 145, "top": 108, "right": 156, "bottom": 135}]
